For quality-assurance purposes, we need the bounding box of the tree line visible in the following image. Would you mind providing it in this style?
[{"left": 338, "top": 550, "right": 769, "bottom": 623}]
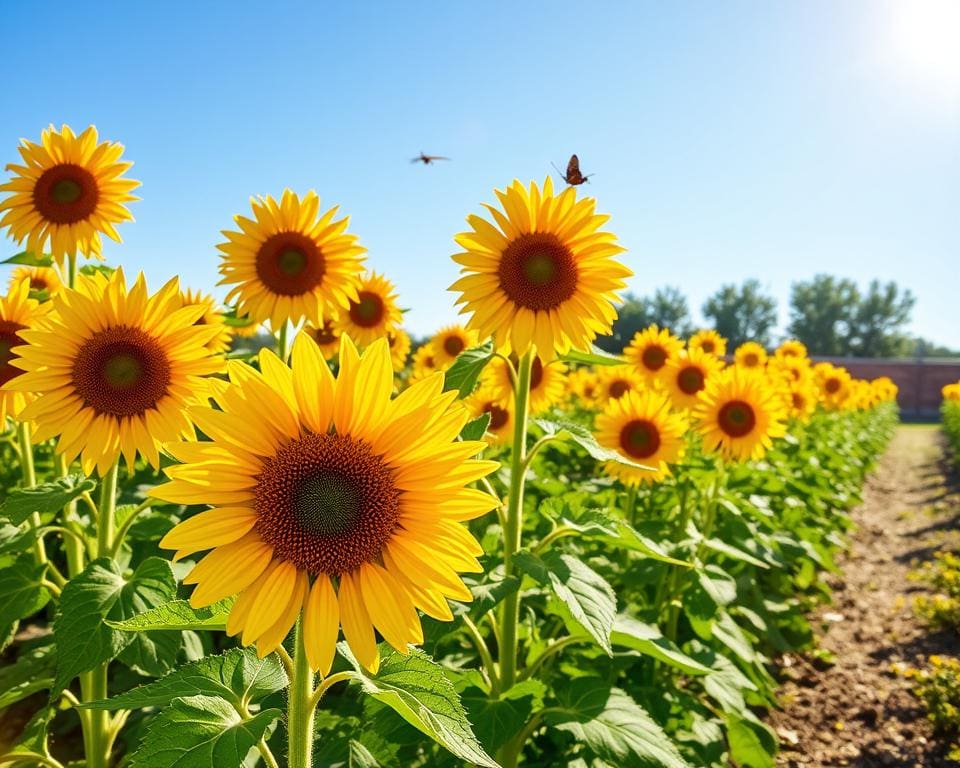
[{"left": 596, "top": 275, "right": 956, "bottom": 358}]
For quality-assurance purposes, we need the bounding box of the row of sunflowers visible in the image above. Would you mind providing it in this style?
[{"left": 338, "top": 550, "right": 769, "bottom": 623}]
[
  {"left": 942, "top": 383, "right": 960, "bottom": 468},
  {"left": 0, "top": 125, "right": 897, "bottom": 768}
]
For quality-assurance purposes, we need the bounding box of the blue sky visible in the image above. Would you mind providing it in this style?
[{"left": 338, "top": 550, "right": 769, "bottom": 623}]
[{"left": 1, "top": 0, "right": 957, "bottom": 346}]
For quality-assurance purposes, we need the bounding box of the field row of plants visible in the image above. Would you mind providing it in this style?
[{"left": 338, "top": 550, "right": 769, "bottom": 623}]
[
  {"left": 0, "top": 124, "right": 898, "bottom": 768},
  {"left": 942, "top": 383, "right": 960, "bottom": 467}
]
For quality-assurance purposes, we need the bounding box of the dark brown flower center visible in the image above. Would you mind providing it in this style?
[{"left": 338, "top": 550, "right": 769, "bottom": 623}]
[
  {"left": 484, "top": 402, "right": 510, "bottom": 430},
  {"left": 33, "top": 164, "right": 99, "bottom": 224},
  {"left": 701, "top": 340, "right": 715, "bottom": 354},
  {"left": 641, "top": 345, "right": 667, "bottom": 371},
  {"left": 608, "top": 379, "right": 630, "bottom": 399},
  {"left": 443, "top": 334, "right": 465, "bottom": 358},
  {"left": 677, "top": 365, "right": 705, "bottom": 395},
  {"left": 71, "top": 326, "right": 171, "bottom": 417},
  {"left": 29, "top": 277, "right": 48, "bottom": 291},
  {"left": 825, "top": 378, "right": 841, "bottom": 394},
  {"left": 498, "top": 232, "right": 577, "bottom": 311},
  {"left": 529, "top": 357, "right": 544, "bottom": 391},
  {"left": 254, "top": 433, "right": 401, "bottom": 575},
  {"left": 348, "top": 291, "right": 385, "bottom": 328},
  {"left": 717, "top": 400, "right": 757, "bottom": 438},
  {"left": 255, "top": 232, "right": 325, "bottom": 296},
  {"left": 792, "top": 392, "right": 806, "bottom": 410},
  {"left": 619, "top": 419, "right": 661, "bottom": 459},
  {"left": 0, "top": 321, "right": 27, "bottom": 387},
  {"left": 312, "top": 321, "right": 338, "bottom": 346},
  {"left": 743, "top": 353, "right": 760, "bottom": 367}
]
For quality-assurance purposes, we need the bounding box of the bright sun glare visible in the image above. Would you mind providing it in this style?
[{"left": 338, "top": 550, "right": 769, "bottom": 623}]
[{"left": 887, "top": 0, "right": 960, "bottom": 100}]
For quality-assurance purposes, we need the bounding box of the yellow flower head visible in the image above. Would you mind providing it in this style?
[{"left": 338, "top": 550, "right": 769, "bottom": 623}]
[
  {"left": 688, "top": 329, "right": 727, "bottom": 358},
  {"left": 941, "top": 382, "right": 960, "bottom": 402},
  {"left": 181, "top": 289, "right": 232, "bottom": 356},
  {"left": 625, "top": 325, "right": 684, "bottom": 382},
  {"left": 597, "top": 364, "right": 646, "bottom": 403},
  {"left": 334, "top": 271, "right": 402, "bottom": 348},
  {"left": 466, "top": 385, "right": 514, "bottom": 446},
  {"left": 663, "top": 348, "right": 724, "bottom": 410},
  {"left": 0, "top": 124, "right": 139, "bottom": 263},
  {"left": 486, "top": 355, "right": 567, "bottom": 415},
  {"left": 873, "top": 376, "right": 898, "bottom": 403},
  {"left": 814, "top": 362, "right": 853, "bottom": 410},
  {"left": 8, "top": 269, "right": 224, "bottom": 475},
  {"left": 430, "top": 324, "right": 477, "bottom": 368},
  {"left": 784, "top": 378, "right": 818, "bottom": 423},
  {"left": 153, "top": 336, "right": 499, "bottom": 674},
  {"left": 450, "top": 178, "right": 631, "bottom": 360},
  {"left": 775, "top": 339, "right": 808, "bottom": 361},
  {"left": 734, "top": 341, "right": 768, "bottom": 370},
  {"left": 596, "top": 389, "right": 688, "bottom": 486},
  {"left": 693, "top": 367, "right": 787, "bottom": 462},
  {"left": 218, "top": 189, "right": 366, "bottom": 329},
  {"left": 8, "top": 265, "right": 62, "bottom": 299},
  {"left": 387, "top": 327, "right": 412, "bottom": 372},
  {"left": 409, "top": 343, "right": 440, "bottom": 383},
  {"left": 567, "top": 366, "right": 602, "bottom": 408},
  {"left": 0, "top": 279, "right": 50, "bottom": 423}
]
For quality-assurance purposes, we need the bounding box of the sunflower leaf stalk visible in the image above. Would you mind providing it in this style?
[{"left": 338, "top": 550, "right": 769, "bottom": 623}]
[
  {"left": 287, "top": 618, "right": 317, "bottom": 768},
  {"left": 16, "top": 420, "right": 49, "bottom": 567}
]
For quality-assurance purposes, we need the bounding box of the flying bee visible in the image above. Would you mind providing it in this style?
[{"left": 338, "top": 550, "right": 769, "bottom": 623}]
[
  {"left": 411, "top": 152, "right": 450, "bottom": 165},
  {"left": 552, "top": 154, "right": 593, "bottom": 185}
]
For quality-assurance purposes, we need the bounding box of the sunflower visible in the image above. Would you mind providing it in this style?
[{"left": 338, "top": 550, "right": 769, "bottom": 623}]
[
  {"left": 430, "top": 324, "right": 477, "bottom": 368},
  {"left": 663, "top": 348, "right": 723, "bottom": 410},
  {"left": 625, "top": 325, "right": 684, "bottom": 382},
  {"left": 218, "top": 189, "right": 366, "bottom": 329},
  {"left": 693, "top": 367, "right": 787, "bottom": 462},
  {"left": 0, "top": 279, "right": 49, "bottom": 424},
  {"left": 409, "top": 343, "right": 439, "bottom": 383},
  {"left": 944, "top": 383, "right": 960, "bottom": 402},
  {"left": 734, "top": 341, "right": 767, "bottom": 370},
  {"left": 775, "top": 339, "right": 807, "bottom": 360},
  {"left": 597, "top": 364, "right": 646, "bottom": 402},
  {"left": 8, "top": 269, "right": 224, "bottom": 475},
  {"left": 814, "top": 362, "right": 852, "bottom": 410},
  {"left": 8, "top": 265, "right": 62, "bottom": 299},
  {"left": 688, "top": 329, "right": 727, "bottom": 358},
  {"left": 181, "top": 289, "right": 232, "bottom": 356},
  {"left": 387, "top": 328, "right": 411, "bottom": 372},
  {"left": 0, "top": 125, "right": 139, "bottom": 264},
  {"left": 152, "top": 335, "right": 499, "bottom": 674},
  {"left": 567, "top": 366, "right": 601, "bottom": 408},
  {"left": 466, "top": 385, "right": 514, "bottom": 445},
  {"left": 229, "top": 308, "right": 262, "bottom": 339},
  {"left": 784, "top": 378, "right": 818, "bottom": 423},
  {"left": 873, "top": 376, "right": 898, "bottom": 403},
  {"left": 450, "top": 178, "right": 631, "bottom": 361},
  {"left": 304, "top": 320, "right": 341, "bottom": 361},
  {"left": 335, "top": 272, "right": 402, "bottom": 347},
  {"left": 486, "top": 355, "right": 566, "bottom": 415},
  {"left": 596, "top": 389, "right": 688, "bottom": 485}
]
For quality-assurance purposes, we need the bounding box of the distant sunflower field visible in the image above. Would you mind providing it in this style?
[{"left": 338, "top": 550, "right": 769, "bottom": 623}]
[{"left": 0, "top": 125, "right": 899, "bottom": 768}]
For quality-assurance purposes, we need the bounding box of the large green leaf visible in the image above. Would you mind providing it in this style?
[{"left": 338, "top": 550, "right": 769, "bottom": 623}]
[
  {"left": 724, "top": 713, "right": 777, "bottom": 768},
  {"left": 0, "top": 554, "right": 51, "bottom": 628},
  {"left": 340, "top": 644, "right": 499, "bottom": 768},
  {"left": 0, "top": 474, "right": 96, "bottom": 525},
  {"left": 515, "top": 551, "right": 616, "bottom": 653},
  {"left": 534, "top": 418, "right": 655, "bottom": 469},
  {"left": 129, "top": 695, "right": 281, "bottom": 768},
  {"left": 560, "top": 345, "right": 624, "bottom": 367},
  {"left": 106, "top": 597, "right": 233, "bottom": 632},
  {"left": 610, "top": 616, "right": 710, "bottom": 676},
  {"left": 460, "top": 413, "right": 492, "bottom": 442},
  {"left": 53, "top": 557, "right": 177, "bottom": 694},
  {"left": 0, "top": 639, "right": 56, "bottom": 708},
  {"left": 2, "top": 251, "right": 52, "bottom": 267},
  {"left": 1, "top": 706, "right": 56, "bottom": 763},
  {"left": 114, "top": 558, "right": 181, "bottom": 676},
  {"left": 462, "top": 679, "right": 545, "bottom": 753},
  {"left": 443, "top": 340, "right": 494, "bottom": 398},
  {"left": 545, "top": 680, "right": 689, "bottom": 768},
  {"left": 84, "top": 647, "right": 287, "bottom": 711},
  {"left": 0, "top": 522, "right": 40, "bottom": 557}
]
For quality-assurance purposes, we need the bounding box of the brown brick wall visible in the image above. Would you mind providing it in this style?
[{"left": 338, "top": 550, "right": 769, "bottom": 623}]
[{"left": 815, "top": 358, "right": 960, "bottom": 418}]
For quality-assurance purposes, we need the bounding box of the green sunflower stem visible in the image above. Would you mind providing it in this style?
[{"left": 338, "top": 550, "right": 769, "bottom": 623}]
[
  {"left": 288, "top": 619, "right": 317, "bottom": 768},
  {"left": 54, "top": 454, "right": 86, "bottom": 578},
  {"left": 16, "top": 421, "right": 49, "bottom": 568},
  {"left": 277, "top": 322, "right": 290, "bottom": 362},
  {"left": 67, "top": 253, "right": 78, "bottom": 288},
  {"left": 498, "top": 351, "right": 533, "bottom": 696},
  {"left": 96, "top": 462, "right": 119, "bottom": 558}
]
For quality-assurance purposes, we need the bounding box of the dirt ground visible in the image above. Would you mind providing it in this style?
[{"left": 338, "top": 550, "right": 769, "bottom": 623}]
[{"left": 770, "top": 425, "right": 960, "bottom": 767}]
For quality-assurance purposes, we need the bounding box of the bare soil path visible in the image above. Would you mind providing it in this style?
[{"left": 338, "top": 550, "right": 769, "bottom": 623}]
[{"left": 770, "top": 424, "right": 960, "bottom": 767}]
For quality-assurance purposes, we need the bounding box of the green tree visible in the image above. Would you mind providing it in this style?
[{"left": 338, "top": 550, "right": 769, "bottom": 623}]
[
  {"left": 847, "top": 279, "right": 915, "bottom": 357},
  {"left": 701, "top": 279, "right": 778, "bottom": 348},
  {"left": 597, "top": 286, "right": 693, "bottom": 352},
  {"left": 787, "top": 274, "right": 859, "bottom": 356}
]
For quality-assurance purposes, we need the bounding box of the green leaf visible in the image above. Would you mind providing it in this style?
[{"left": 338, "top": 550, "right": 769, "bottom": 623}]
[
  {"left": 462, "top": 679, "right": 543, "bottom": 753},
  {"left": 460, "top": 413, "right": 491, "bottom": 442},
  {"left": 0, "top": 522, "right": 40, "bottom": 557},
  {"left": 349, "top": 739, "right": 381, "bottom": 767},
  {"left": 695, "top": 565, "right": 737, "bottom": 608},
  {"left": 702, "top": 538, "right": 770, "bottom": 569},
  {"left": 2, "top": 251, "right": 53, "bottom": 267},
  {"left": 114, "top": 558, "right": 181, "bottom": 676},
  {"left": 84, "top": 647, "right": 287, "bottom": 711},
  {"left": 129, "top": 695, "right": 281, "bottom": 768},
  {"left": 610, "top": 616, "right": 710, "bottom": 676},
  {"left": 462, "top": 574, "right": 520, "bottom": 622},
  {"left": 0, "top": 639, "right": 56, "bottom": 708},
  {"left": 515, "top": 551, "right": 616, "bottom": 653},
  {"left": 0, "top": 554, "right": 52, "bottom": 628},
  {"left": 53, "top": 557, "right": 177, "bottom": 695},
  {"left": 3, "top": 706, "right": 56, "bottom": 761},
  {"left": 724, "top": 713, "right": 777, "bottom": 768},
  {"left": 533, "top": 419, "right": 655, "bottom": 470},
  {"left": 78, "top": 263, "right": 116, "bottom": 278},
  {"left": 106, "top": 597, "right": 233, "bottom": 632},
  {"left": 443, "top": 340, "right": 494, "bottom": 398},
  {"left": 545, "top": 680, "right": 689, "bottom": 768},
  {"left": 0, "top": 474, "right": 97, "bottom": 525},
  {"left": 560, "top": 345, "right": 625, "bottom": 367},
  {"left": 340, "top": 643, "right": 499, "bottom": 768}
]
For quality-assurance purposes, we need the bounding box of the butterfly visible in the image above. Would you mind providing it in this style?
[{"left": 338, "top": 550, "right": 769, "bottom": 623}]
[
  {"left": 553, "top": 154, "right": 593, "bottom": 185},
  {"left": 411, "top": 152, "right": 451, "bottom": 165}
]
